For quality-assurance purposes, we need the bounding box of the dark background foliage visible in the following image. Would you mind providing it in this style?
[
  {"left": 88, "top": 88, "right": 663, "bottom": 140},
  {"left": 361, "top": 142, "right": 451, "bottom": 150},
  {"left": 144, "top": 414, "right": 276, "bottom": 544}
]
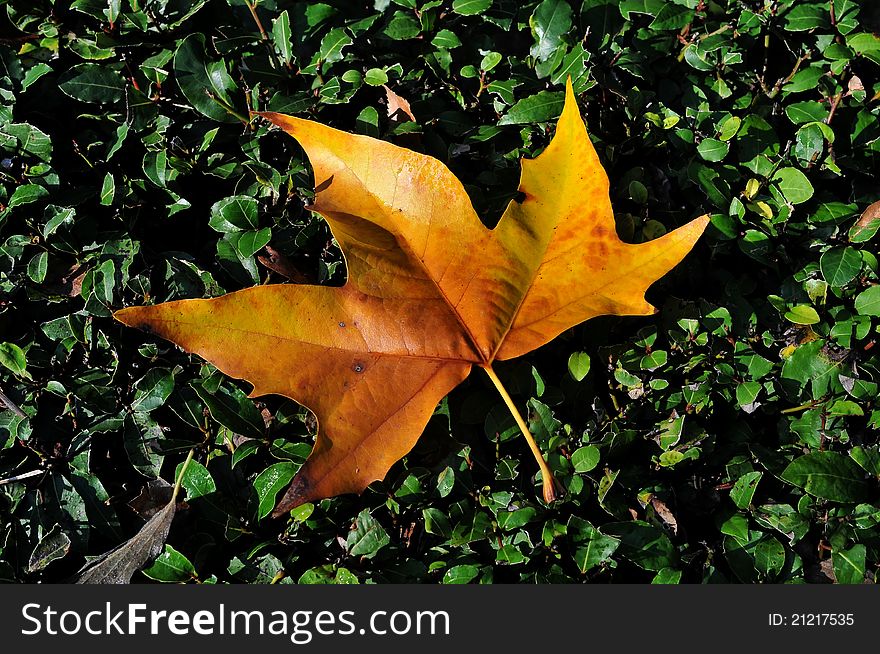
[{"left": 1, "top": 0, "right": 879, "bottom": 584}]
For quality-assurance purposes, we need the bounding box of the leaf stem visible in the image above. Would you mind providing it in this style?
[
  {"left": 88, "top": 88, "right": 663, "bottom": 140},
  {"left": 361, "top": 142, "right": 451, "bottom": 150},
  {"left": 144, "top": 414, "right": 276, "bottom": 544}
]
[
  {"left": 780, "top": 401, "right": 819, "bottom": 415},
  {"left": 481, "top": 364, "right": 558, "bottom": 503},
  {"left": 172, "top": 449, "right": 195, "bottom": 502},
  {"left": 245, "top": 1, "right": 269, "bottom": 42}
]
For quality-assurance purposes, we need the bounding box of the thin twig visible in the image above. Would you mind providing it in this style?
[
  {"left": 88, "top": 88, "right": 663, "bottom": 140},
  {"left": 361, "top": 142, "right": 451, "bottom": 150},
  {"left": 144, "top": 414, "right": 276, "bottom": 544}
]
[
  {"left": 0, "top": 388, "right": 26, "bottom": 418},
  {"left": 245, "top": 1, "right": 269, "bottom": 42},
  {"left": 0, "top": 469, "right": 43, "bottom": 486}
]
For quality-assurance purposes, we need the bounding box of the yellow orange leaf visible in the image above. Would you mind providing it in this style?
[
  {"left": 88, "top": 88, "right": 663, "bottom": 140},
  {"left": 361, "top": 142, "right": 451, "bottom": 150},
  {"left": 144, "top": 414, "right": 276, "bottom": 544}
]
[{"left": 115, "top": 79, "right": 708, "bottom": 514}]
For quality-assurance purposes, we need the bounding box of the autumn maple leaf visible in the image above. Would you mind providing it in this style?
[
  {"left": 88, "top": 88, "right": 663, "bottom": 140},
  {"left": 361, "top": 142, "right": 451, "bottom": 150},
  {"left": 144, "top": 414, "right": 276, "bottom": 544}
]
[{"left": 115, "top": 79, "right": 708, "bottom": 515}]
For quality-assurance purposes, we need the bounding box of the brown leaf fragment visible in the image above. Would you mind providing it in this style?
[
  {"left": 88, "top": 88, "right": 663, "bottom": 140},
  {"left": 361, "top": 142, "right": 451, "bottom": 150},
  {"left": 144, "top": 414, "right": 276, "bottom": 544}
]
[
  {"left": 257, "top": 245, "right": 313, "bottom": 283},
  {"left": 75, "top": 496, "right": 176, "bottom": 584},
  {"left": 804, "top": 558, "right": 836, "bottom": 584},
  {"left": 383, "top": 84, "right": 416, "bottom": 122},
  {"left": 847, "top": 75, "right": 864, "bottom": 95},
  {"left": 651, "top": 497, "right": 678, "bottom": 535}
]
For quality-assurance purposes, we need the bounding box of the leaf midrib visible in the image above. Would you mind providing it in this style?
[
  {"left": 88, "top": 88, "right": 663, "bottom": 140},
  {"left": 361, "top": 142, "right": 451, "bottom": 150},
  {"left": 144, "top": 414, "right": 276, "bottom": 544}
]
[{"left": 141, "top": 316, "right": 482, "bottom": 365}]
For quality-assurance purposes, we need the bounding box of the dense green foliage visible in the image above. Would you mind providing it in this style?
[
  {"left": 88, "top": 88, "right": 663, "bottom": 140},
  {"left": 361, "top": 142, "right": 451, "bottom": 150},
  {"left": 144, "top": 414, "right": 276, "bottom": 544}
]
[{"left": 2, "top": 0, "right": 880, "bottom": 584}]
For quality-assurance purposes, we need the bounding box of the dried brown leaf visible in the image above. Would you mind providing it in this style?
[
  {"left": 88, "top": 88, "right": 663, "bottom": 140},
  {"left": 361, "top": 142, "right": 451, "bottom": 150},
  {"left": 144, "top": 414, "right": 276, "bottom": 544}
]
[{"left": 383, "top": 85, "right": 416, "bottom": 122}]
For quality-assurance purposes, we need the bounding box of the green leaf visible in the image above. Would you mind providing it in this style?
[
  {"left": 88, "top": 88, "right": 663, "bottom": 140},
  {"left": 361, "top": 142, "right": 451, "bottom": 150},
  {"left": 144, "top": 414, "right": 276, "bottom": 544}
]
[
  {"left": 8, "top": 184, "right": 48, "bottom": 209},
  {"left": 784, "top": 4, "right": 829, "bottom": 31},
  {"left": 452, "top": 0, "right": 492, "bottom": 16},
  {"left": 847, "top": 32, "right": 880, "bottom": 65},
  {"left": 602, "top": 521, "right": 677, "bottom": 571},
  {"left": 142, "top": 545, "right": 196, "bottom": 583},
  {"left": 785, "top": 101, "right": 828, "bottom": 124},
  {"left": 718, "top": 116, "right": 741, "bottom": 141},
  {"left": 793, "top": 123, "right": 825, "bottom": 163},
  {"left": 529, "top": 0, "right": 572, "bottom": 63},
  {"left": 0, "top": 342, "right": 27, "bottom": 377},
  {"left": 209, "top": 196, "right": 259, "bottom": 232},
  {"left": 28, "top": 525, "right": 72, "bottom": 572},
  {"left": 571, "top": 445, "right": 600, "bottom": 473},
  {"left": 432, "top": 30, "right": 461, "bottom": 49},
  {"left": 316, "top": 28, "right": 352, "bottom": 67},
  {"left": 784, "top": 304, "right": 820, "bottom": 325},
  {"left": 364, "top": 68, "right": 389, "bottom": 86},
  {"left": 174, "top": 460, "right": 216, "bottom": 500},
  {"left": 754, "top": 536, "right": 785, "bottom": 578},
  {"left": 854, "top": 286, "right": 880, "bottom": 316},
  {"left": 820, "top": 247, "right": 861, "bottom": 287},
  {"left": 850, "top": 446, "right": 880, "bottom": 476},
  {"left": 650, "top": 3, "right": 693, "bottom": 30},
  {"left": 832, "top": 544, "right": 866, "bottom": 585},
  {"left": 384, "top": 12, "right": 421, "bottom": 40},
  {"left": 58, "top": 63, "right": 126, "bottom": 104},
  {"left": 230, "top": 228, "right": 271, "bottom": 259},
  {"left": 99, "top": 172, "right": 115, "bottom": 206},
  {"left": 443, "top": 564, "right": 480, "bottom": 584},
  {"left": 1, "top": 123, "right": 52, "bottom": 161},
  {"left": 730, "top": 471, "right": 762, "bottom": 509},
  {"left": 347, "top": 509, "right": 390, "bottom": 558},
  {"left": 437, "top": 466, "right": 455, "bottom": 497},
  {"left": 174, "top": 33, "right": 240, "bottom": 123},
  {"left": 827, "top": 400, "right": 863, "bottom": 417},
  {"left": 272, "top": 10, "right": 293, "bottom": 65},
  {"left": 772, "top": 167, "right": 814, "bottom": 205},
  {"left": 499, "top": 91, "right": 564, "bottom": 125},
  {"left": 629, "top": 180, "right": 648, "bottom": 204},
  {"left": 27, "top": 251, "right": 48, "bottom": 284},
  {"left": 21, "top": 62, "right": 52, "bottom": 91},
  {"left": 253, "top": 462, "right": 298, "bottom": 519},
  {"left": 619, "top": 0, "right": 664, "bottom": 20},
  {"left": 192, "top": 382, "right": 265, "bottom": 439},
  {"left": 735, "top": 381, "right": 761, "bottom": 411},
  {"left": 567, "top": 351, "right": 591, "bottom": 381},
  {"left": 849, "top": 213, "right": 880, "bottom": 243},
  {"left": 131, "top": 368, "right": 175, "bottom": 413},
  {"left": 640, "top": 350, "right": 667, "bottom": 370},
  {"left": 781, "top": 452, "right": 869, "bottom": 503},
  {"left": 651, "top": 567, "right": 682, "bottom": 584},
  {"left": 569, "top": 517, "right": 619, "bottom": 573}
]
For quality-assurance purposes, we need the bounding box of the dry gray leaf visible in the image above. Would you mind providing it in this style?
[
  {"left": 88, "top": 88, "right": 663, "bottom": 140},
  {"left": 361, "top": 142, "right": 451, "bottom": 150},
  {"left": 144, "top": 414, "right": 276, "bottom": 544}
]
[
  {"left": 75, "top": 497, "right": 176, "bottom": 584},
  {"left": 128, "top": 478, "right": 174, "bottom": 519}
]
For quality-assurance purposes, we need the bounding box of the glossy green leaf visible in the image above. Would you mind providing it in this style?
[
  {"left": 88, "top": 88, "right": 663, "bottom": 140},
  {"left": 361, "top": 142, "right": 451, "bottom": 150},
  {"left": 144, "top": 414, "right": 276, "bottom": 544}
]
[
  {"left": 820, "top": 247, "right": 861, "bottom": 287},
  {"left": 567, "top": 351, "right": 591, "bottom": 381},
  {"left": 174, "top": 33, "right": 239, "bottom": 122},
  {"left": 781, "top": 452, "right": 869, "bottom": 503},
  {"left": 58, "top": 63, "right": 126, "bottom": 104}
]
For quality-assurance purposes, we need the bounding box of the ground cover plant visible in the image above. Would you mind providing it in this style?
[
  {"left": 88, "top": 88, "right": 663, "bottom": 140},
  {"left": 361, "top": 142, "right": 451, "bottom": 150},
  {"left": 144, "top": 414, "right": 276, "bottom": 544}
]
[{"left": 1, "top": 0, "right": 879, "bottom": 584}]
